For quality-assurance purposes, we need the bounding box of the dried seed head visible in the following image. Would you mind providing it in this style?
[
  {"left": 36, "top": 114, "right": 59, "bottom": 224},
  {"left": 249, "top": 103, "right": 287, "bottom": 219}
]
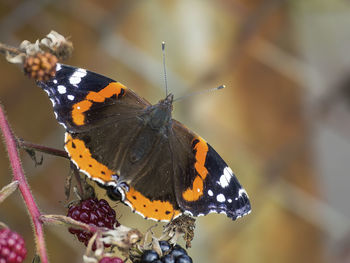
[
  {"left": 6, "top": 31, "right": 73, "bottom": 66},
  {"left": 40, "top": 31, "right": 73, "bottom": 60},
  {"left": 23, "top": 52, "right": 58, "bottom": 82}
]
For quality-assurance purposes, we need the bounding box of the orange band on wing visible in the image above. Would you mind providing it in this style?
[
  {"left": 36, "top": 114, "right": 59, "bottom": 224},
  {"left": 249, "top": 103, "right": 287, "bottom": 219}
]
[
  {"left": 182, "top": 137, "right": 208, "bottom": 202},
  {"left": 72, "top": 100, "right": 92, "bottom": 126},
  {"left": 72, "top": 82, "right": 125, "bottom": 125},
  {"left": 65, "top": 133, "right": 114, "bottom": 182},
  {"left": 125, "top": 187, "right": 181, "bottom": 221}
]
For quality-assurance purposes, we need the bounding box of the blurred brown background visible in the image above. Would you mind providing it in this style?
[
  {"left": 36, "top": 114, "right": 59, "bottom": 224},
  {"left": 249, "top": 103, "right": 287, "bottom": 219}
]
[{"left": 1, "top": 0, "right": 350, "bottom": 262}]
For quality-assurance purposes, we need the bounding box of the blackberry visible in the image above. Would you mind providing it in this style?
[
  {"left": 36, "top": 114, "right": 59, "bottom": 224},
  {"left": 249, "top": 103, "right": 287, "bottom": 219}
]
[
  {"left": 158, "top": 241, "right": 171, "bottom": 254},
  {"left": 99, "top": 256, "right": 124, "bottom": 263},
  {"left": 169, "top": 245, "right": 187, "bottom": 259},
  {"left": 175, "top": 255, "right": 192, "bottom": 263},
  {"left": 138, "top": 241, "right": 192, "bottom": 263},
  {"left": 141, "top": 250, "right": 159, "bottom": 262},
  {"left": 162, "top": 254, "right": 175, "bottom": 263},
  {"left": 0, "top": 228, "right": 27, "bottom": 263},
  {"left": 67, "top": 198, "right": 119, "bottom": 247}
]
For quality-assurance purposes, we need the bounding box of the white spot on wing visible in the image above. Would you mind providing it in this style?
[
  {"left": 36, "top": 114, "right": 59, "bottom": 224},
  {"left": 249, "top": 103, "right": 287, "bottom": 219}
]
[
  {"left": 218, "top": 167, "right": 233, "bottom": 188},
  {"left": 56, "top": 63, "right": 62, "bottom": 71},
  {"left": 57, "top": 85, "right": 66, "bottom": 94},
  {"left": 69, "top": 77, "right": 80, "bottom": 85},
  {"left": 216, "top": 194, "right": 226, "bottom": 203},
  {"left": 53, "top": 79, "right": 58, "bottom": 84},
  {"left": 238, "top": 188, "right": 248, "bottom": 198},
  {"left": 208, "top": 190, "right": 213, "bottom": 196},
  {"left": 67, "top": 95, "right": 75, "bottom": 101},
  {"left": 69, "top": 68, "right": 87, "bottom": 86},
  {"left": 74, "top": 68, "right": 87, "bottom": 77}
]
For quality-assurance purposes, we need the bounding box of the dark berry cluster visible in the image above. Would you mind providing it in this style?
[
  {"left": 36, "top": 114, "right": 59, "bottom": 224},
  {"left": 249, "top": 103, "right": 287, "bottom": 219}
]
[
  {"left": 67, "top": 198, "right": 119, "bottom": 247},
  {"left": 0, "top": 228, "right": 27, "bottom": 263},
  {"left": 137, "top": 241, "right": 192, "bottom": 263},
  {"left": 99, "top": 256, "right": 124, "bottom": 263}
]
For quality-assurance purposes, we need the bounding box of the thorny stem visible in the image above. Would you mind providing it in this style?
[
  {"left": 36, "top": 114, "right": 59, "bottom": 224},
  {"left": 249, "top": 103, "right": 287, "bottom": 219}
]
[
  {"left": 0, "top": 104, "right": 49, "bottom": 263},
  {"left": 0, "top": 42, "right": 23, "bottom": 56}
]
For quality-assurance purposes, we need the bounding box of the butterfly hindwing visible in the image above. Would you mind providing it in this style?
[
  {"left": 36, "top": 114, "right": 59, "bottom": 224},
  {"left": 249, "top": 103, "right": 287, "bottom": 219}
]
[{"left": 64, "top": 115, "right": 182, "bottom": 221}]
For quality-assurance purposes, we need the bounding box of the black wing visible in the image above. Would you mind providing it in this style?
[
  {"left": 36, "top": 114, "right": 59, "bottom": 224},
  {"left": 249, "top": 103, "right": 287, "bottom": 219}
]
[
  {"left": 170, "top": 120, "right": 251, "bottom": 220},
  {"left": 37, "top": 63, "right": 150, "bottom": 132}
]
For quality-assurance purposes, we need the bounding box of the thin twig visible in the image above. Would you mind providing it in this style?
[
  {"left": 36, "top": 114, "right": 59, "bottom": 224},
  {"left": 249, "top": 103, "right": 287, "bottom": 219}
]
[
  {"left": 40, "top": 214, "right": 100, "bottom": 233},
  {"left": 0, "top": 42, "right": 22, "bottom": 56},
  {"left": 17, "top": 138, "right": 69, "bottom": 159},
  {"left": 71, "top": 163, "right": 85, "bottom": 198},
  {"left": 0, "top": 104, "right": 48, "bottom": 263}
]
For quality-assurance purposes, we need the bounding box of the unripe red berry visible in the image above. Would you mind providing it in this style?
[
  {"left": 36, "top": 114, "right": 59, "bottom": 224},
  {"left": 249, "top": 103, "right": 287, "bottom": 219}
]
[
  {"left": 0, "top": 228, "right": 27, "bottom": 263},
  {"left": 99, "top": 256, "right": 124, "bottom": 263},
  {"left": 67, "top": 198, "right": 119, "bottom": 248}
]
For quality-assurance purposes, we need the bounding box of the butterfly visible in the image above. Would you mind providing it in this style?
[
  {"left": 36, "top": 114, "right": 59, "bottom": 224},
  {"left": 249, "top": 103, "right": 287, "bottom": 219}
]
[{"left": 37, "top": 63, "right": 251, "bottom": 222}]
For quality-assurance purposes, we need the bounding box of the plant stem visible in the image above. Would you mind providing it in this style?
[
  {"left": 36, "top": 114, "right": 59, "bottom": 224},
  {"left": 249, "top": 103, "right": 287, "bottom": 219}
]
[
  {"left": 17, "top": 138, "right": 69, "bottom": 159},
  {"left": 40, "top": 214, "right": 99, "bottom": 233},
  {"left": 0, "top": 42, "right": 22, "bottom": 56},
  {"left": 0, "top": 104, "right": 48, "bottom": 263}
]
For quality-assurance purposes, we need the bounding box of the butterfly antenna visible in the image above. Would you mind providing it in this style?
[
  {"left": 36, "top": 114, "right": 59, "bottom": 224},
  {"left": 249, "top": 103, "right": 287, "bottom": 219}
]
[
  {"left": 173, "top": 85, "right": 225, "bottom": 102},
  {"left": 162, "top": 41, "right": 169, "bottom": 97}
]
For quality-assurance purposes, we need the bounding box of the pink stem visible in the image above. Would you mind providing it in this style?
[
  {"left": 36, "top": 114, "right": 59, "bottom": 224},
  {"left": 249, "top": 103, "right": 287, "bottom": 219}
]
[{"left": 0, "top": 105, "right": 48, "bottom": 263}]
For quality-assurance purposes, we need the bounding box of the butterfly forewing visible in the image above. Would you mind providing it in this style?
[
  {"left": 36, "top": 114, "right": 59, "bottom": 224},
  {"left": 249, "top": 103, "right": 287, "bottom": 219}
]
[
  {"left": 37, "top": 64, "right": 150, "bottom": 132},
  {"left": 170, "top": 121, "right": 251, "bottom": 220}
]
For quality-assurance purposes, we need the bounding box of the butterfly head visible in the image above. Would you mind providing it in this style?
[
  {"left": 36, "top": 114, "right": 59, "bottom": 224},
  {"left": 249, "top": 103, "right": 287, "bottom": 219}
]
[
  {"left": 162, "top": 93, "right": 174, "bottom": 104},
  {"left": 142, "top": 93, "right": 173, "bottom": 130}
]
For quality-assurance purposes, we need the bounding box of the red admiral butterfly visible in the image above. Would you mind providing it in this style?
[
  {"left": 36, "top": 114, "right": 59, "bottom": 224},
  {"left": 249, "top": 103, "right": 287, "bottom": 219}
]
[{"left": 37, "top": 63, "right": 251, "bottom": 222}]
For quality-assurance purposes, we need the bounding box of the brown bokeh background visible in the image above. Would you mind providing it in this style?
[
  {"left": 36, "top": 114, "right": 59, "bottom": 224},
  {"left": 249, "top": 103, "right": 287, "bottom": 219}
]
[{"left": 1, "top": 0, "right": 350, "bottom": 262}]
